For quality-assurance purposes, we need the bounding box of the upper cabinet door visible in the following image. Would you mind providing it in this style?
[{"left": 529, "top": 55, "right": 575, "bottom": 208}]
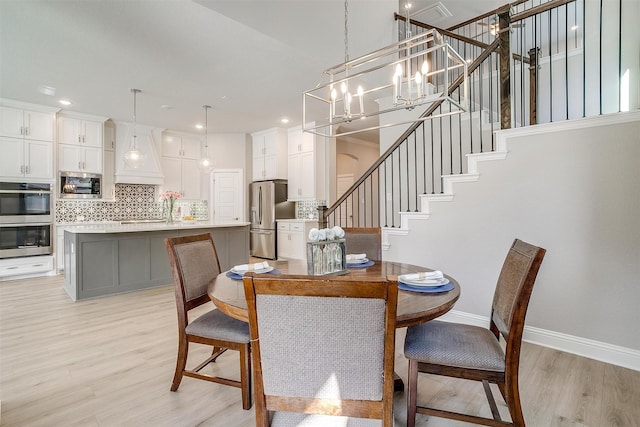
[
  {"left": 0, "top": 107, "right": 25, "bottom": 138},
  {"left": 25, "top": 140, "right": 53, "bottom": 179},
  {"left": 0, "top": 137, "right": 24, "bottom": 178},
  {"left": 58, "top": 117, "right": 82, "bottom": 145},
  {"left": 0, "top": 107, "right": 53, "bottom": 141},
  {"left": 181, "top": 136, "right": 201, "bottom": 160},
  {"left": 82, "top": 120, "right": 103, "bottom": 147}
]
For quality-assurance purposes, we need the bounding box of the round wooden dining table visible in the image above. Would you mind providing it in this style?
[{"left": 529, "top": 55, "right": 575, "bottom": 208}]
[{"left": 207, "top": 259, "right": 460, "bottom": 329}]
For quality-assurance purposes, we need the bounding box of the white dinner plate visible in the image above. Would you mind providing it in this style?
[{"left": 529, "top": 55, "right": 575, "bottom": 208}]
[
  {"left": 231, "top": 266, "right": 274, "bottom": 275},
  {"left": 398, "top": 275, "right": 449, "bottom": 288},
  {"left": 346, "top": 258, "right": 369, "bottom": 265}
]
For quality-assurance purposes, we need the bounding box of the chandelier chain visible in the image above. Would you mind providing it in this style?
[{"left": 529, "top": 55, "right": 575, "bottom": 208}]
[{"left": 344, "top": 0, "right": 349, "bottom": 63}]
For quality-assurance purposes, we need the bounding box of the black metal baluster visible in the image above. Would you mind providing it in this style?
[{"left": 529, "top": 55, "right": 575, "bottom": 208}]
[
  {"left": 565, "top": 3, "right": 569, "bottom": 120},
  {"left": 413, "top": 132, "right": 418, "bottom": 211},
  {"left": 548, "top": 9, "right": 553, "bottom": 121},
  {"left": 422, "top": 124, "right": 427, "bottom": 194}
]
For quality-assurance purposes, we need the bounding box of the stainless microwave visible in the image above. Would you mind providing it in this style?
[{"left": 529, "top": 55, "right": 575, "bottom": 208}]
[{"left": 59, "top": 172, "right": 102, "bottom": 199}]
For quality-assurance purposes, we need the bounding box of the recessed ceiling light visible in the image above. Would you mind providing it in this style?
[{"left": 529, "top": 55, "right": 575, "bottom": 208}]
[
  {"left": 38, "top": 85, "right": 56, "bottom": 96},
  {"left": 59, "top": 99, "right": 72, "bottom": 106},
  {"left": 195, "top": 124, "right": 204, "bottom": 129},
  {"left": 281, "top": 118, "right": 289, "bottom": 124}
]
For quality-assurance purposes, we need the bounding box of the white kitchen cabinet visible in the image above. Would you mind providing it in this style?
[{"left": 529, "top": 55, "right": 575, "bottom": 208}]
[
  {"left": 0, "top": 255, "right": 54, "bottom": 278},
  {"left": 287, "top": 125, "right": 325, "bottom": 201},
  {"left": 56, "top": 227, "right": 65, "bottom": 272},
  {"left": 0, "top": 137, "right": 53, "bottom": 180},
  {"left": 57, "top": 114, "right": 104, "bottom": 174},
  {"left": 101, "top": 123, "right": 116, "bottom": 200},
  {"left": 58, "top": 144, "right": 102, "bottom": 173},
  {"left": 161, "top": 132, "right": 202, "bottom": 199},
  {"left": 251, "top": 128, "right": 287, "bottom": 181},
  {"left": 0, "top": 106, "right": 54, "bottom": 142},
  {"left": 58, "top": 116, "right": 103, "bottom": 147},
  {"left": 277, "top": 220, "right": 317, "bottom": 260},
  {"left": 162, "top": 133, "right": 200, "bottom": 159}
]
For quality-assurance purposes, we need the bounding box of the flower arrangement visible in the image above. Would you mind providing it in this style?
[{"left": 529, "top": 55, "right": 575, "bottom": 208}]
[{"left": 159, "top": 191, "right": 182, "bottom": 223}]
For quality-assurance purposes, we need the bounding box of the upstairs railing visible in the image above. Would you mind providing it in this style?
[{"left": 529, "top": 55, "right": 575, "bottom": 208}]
[{"left": 320, "top": 0, "right": 633, "bottom": 229}]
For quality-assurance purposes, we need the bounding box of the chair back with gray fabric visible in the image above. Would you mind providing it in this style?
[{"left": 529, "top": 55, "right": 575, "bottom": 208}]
[
  {"left": 343, "top": 227, "right": 382, "bottom": 261},
  {"left": 403, "top": 238, "right": 546, "bottom": 427},
  {"left": 165, "top": 233, "right": 252, "bottom": 409},
  {"left": 243, "top": 274, "right": 398, "bottom": 427}
]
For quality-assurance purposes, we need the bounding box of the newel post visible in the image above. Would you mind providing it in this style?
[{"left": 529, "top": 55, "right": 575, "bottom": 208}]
[
  {"left": 528, "top": 47, "right": 540, "bottom": 125},
  {"left": 317, "top": 205, "right": 328, "bottom": 229},
  {"left": 498, "top": 6, "right": 511, "bottom": 130}
]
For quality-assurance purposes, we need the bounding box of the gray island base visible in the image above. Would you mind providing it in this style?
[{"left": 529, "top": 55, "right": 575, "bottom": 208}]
[{"left": 63, "top": 223, "right": 249, "bottom": 301}]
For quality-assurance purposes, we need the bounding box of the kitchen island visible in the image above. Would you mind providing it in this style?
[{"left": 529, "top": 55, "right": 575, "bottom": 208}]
[{"left": 63, "top": 222, "right": 249, "bottom": 301}]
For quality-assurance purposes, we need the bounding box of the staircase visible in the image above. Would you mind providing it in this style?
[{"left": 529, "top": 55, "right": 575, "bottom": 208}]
[{"left": 319, "top": 0, "right": 635, "bottom": 252}]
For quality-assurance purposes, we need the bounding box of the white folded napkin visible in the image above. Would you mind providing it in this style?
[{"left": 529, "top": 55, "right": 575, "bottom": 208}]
[
  {"left": 402, "top": 271, "right": 444, "bottom": 281},
  {"left": 232, "top": 261, "right": 269, "bottom": 273},
  {"left": 346, "top": 253, "right": 367, "bottom": 262}
]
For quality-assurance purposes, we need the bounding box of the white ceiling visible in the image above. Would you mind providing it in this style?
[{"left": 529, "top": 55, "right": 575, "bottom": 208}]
[{"left": 0, "top": 0, "right": 503, "bottom": 135}]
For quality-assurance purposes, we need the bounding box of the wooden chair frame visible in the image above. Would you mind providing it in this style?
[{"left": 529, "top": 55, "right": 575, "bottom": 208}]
[
  {"left": 342, "top": 227, "right": 382, "bottom": 261},
  {"left": 406, "top": 239, "right": 546, "bottom": 427},
  {"left": 243, "top": 274, "right": 398, "bottom": 427},
  {"left": 165, "top": 233, "right": 252, "bottom": 410}
]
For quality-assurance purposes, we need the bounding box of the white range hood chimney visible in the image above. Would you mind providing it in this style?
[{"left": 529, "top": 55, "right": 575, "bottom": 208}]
[{"left": 113, "top": 121, "right": 164, "bottom": 185}]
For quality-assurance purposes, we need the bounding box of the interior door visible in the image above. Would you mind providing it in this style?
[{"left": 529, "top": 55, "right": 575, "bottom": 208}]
[{"left": 212, "top": 169, "right": 243, "bottom": 224}]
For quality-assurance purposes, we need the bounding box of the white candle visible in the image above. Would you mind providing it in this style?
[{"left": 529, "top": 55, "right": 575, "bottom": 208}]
[
  {"left": 421, "top": 61, "right": 429, "bottom": 96},
  {"left": 330, "top": 88, "right": 337, "bottom": 118},
  {"left": 415, "top": 71, "right": 422, "bottom": 98},
  {"left": 345, "top": 92, "right": 352, "bottom": 116},
  {"left": 392, "top": 74, "right": 398, "bottom": 105},
  {"left": 357, "top": 86, "right": 364, "bottom": 115},
  {"left": 395, "top": 64, "right": 403, "bottom": 99}
]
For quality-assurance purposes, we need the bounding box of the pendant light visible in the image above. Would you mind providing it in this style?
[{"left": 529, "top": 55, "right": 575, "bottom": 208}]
[
  {"left": 198, "top": 105, "right": 213, "bottom": 173},
  {"left": 123, "top": 88, "right": 146, "bottom": 169}
]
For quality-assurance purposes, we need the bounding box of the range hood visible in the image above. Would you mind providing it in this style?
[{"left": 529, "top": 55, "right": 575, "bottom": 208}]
[{"left": 113, "top": 121, "right": 164, "bottom": 185}]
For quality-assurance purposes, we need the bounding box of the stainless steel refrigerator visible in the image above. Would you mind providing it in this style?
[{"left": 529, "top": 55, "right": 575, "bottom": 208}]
[{"left": 249, "top": 180, "right": 295, "bottom": 259}]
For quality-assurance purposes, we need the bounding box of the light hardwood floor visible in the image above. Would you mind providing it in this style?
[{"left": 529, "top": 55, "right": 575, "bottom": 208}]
[{"left": 1, "top": 274, "right": 639, "bottom": 426}]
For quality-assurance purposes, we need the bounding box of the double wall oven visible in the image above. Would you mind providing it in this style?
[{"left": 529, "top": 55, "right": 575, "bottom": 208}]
[{"left": 0, "top": 182, "right": 53, "bottom": 258}]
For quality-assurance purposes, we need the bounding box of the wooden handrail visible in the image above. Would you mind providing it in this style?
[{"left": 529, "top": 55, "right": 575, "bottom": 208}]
[
  {"left": 394, "top": 13, "right": 490, "bottom": 50},
  {"left": 446, "top": 2, "right": 523, "bottom": 31},
  {"left": 511, "top": 0, "right": 573, "bottom": 22},
  {"left": 324, "top": 38, "right": 502, "bottom": 219}
]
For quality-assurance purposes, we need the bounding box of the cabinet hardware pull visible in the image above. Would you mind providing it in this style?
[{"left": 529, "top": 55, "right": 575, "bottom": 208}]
[
  {"left": 33, "top": 264, "right": 44, "bottom": 267},
  {"left": 25, "top": 127, "right": 29, "bottom": 135},
  {"left": 78, "top": 135, "right": 81, "bottom": 143},
  {"left": 20, "top": 165, "right": 24, "bottom": 174},
  {"left": 7, "top": 266, "right": 19, "bottom": 270},
  {"left": 26, "top": 166, "right": 30, "bottom": 174}
]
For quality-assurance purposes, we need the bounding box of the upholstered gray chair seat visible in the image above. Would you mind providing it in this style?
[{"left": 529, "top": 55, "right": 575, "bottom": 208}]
[
  {"left": 404, "top": 320, "right": 505, "bottom": 372},
  {"left": 186, "top": 309, "right": 250, "bottom": 344},
  {"left": 271, "top": 411, "right": 383, "bottom": 427}
]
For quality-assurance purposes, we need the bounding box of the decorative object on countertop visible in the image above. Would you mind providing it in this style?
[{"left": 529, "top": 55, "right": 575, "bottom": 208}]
[
  {"left": 160, "top": 191, "right": 182, "bottom": 224},
  {"left": 306, "top": 226, "right": 347, "bottom": 275}
]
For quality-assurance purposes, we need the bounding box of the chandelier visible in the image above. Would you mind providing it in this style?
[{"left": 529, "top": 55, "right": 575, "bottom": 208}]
[
  {"left": 198, "top": 105, "right": 213, "bottom": 173},
  {"left": 123, "top": 88, "right": 146, "bottom": 168},
  {"left": 303, "top": 1, "right": 468, "bottom": 138}
]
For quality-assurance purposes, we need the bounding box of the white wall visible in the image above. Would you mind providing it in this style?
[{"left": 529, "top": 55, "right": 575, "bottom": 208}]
[{"left": 385, "top": 113, "right": 640, "bottom": 351}]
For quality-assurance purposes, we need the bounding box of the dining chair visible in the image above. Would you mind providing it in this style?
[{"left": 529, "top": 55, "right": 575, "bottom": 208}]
[
  {"left": 243, "top": 273, "right": 399, "bottom": 427},
  {"left": 165, "top": 233, "right": 252, "bottom": 410},
  {"left": 404, "top": 238, "right": 546, "bottom": 427},
  {"left": 343, "top": 227, "right": 382, "bottom": 261}
]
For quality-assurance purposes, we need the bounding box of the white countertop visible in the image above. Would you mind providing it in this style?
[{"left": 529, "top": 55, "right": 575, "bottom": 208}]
[
  {"left": 277, "top": 218, "right": 319, "bottom": 223},
  {"left": 62, "top": 221, "right": 250, "bottom": 234}
]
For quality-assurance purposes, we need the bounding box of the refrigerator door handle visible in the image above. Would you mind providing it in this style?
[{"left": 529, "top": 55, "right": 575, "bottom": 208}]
[{"left": 258, "top": 187, "right": 262, "bottom": 224}]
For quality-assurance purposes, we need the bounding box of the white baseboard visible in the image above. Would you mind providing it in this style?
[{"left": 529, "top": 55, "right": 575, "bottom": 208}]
[{"left": 438, "top": 310, "right": 640, "bottom": 372}]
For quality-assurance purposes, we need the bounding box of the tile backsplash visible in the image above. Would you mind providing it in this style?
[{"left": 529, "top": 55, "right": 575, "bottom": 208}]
[
  {"left": 55, "top": 184, "right": 208, "bottom": 223},
  {"left": 295, "top": 200, "right": 326, "bottom": 220}
]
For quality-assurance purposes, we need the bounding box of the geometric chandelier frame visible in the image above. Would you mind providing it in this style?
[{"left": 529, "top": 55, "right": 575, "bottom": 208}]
[{"left": 303, "top": 28, "right": 468, "bottom": 138}]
